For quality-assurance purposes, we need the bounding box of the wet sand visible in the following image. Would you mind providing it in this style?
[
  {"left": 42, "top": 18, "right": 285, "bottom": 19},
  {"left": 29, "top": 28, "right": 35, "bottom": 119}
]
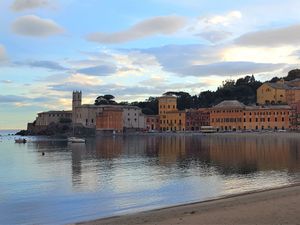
[{"left": 77, "top": 184, "right": 300, "bottom": 225}]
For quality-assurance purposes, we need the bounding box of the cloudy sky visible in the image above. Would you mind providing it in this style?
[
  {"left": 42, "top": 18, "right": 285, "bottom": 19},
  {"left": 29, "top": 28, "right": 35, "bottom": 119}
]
[{"left": 1, "top": 0, "right": 300, "bottom": 129}]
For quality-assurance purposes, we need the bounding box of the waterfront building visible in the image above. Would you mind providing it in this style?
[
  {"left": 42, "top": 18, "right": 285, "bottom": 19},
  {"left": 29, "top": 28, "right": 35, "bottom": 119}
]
[
  {"left": 158, "top": 95, "right": 186, "bottom": 131},
  {"left": 35, "top": 110, "right": 72, "bottom": 126},
  {"left": 185, "top": 108, "right": 210, "bottom": 131},
  {"left": 122, "top": 106, "right": 146, "bottom": 131},
  {"left": 210, "top": 100, "right": 292, "bottom": 131},
  {"left": 257, "top": 79, "right": 300, "bottom": 105},
  {"left": 145, "top": 115, "right": 160, "bottom": 131},
  {"left": 72, "top": 91, "right": 146, "bottom": 131},
  {"left": 96, "top": 107, "right": 123, "bottom": 134}
]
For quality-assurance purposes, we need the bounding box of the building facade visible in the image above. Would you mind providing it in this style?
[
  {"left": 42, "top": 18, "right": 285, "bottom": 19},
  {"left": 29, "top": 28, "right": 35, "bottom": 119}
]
[
  {"left": 210, "top": 100, "right": 292, "bottom": 131},
  {"left": 185, "top": 108, "right": 210, "bottom": 131},
  {"left": 158, "top": 95, "right": 186, "bottom": 131},
  {"left": 35, "top": 110, "right": 72, "bottom": 126},
  {"left": 122, "top": 106, "right": 146, "bottom": 131},
  {"left": 257, "top": 79, "right": 300, "bottom": 105},
  {"left": 72, "top": 91, "right": 146, "bottom": 131},
  {"left": 96, "top": 107, "right": 123, "bottom": 133},
  {"left": 145, "top": 115, "right": 160, "bottom": 131}
]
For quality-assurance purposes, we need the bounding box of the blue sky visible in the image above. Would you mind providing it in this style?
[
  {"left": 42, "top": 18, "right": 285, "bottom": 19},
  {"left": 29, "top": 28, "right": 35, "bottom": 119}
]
[{"left": 1, "top": 0, "right": 300, "bottom": 129}]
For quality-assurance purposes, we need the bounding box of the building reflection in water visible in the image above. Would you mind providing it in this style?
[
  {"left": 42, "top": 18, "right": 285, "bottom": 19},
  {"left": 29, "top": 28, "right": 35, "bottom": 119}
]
[{"left": 31, "top": 134, "right": 300, "bottom": 189}]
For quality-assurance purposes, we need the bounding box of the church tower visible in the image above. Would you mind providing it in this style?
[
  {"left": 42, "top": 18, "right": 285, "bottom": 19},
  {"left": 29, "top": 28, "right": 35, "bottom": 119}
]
[{"left": 72, "top": 91, "right": 82, "bottom": 124}]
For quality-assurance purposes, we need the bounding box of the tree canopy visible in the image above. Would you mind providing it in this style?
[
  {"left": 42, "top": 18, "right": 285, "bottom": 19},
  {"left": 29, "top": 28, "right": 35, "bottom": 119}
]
[{"left": 93, "top": 69, "right": 299, "bottom": 113}]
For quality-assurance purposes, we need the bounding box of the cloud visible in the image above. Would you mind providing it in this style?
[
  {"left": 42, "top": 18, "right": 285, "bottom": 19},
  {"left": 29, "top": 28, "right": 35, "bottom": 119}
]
[
  {"left": 86, "top": 15, "right": 186, "bottom": 44},
  {"left": 77, "top": 65, "right": 117, "bottom": 76},
  {"left": 174, "top": 61, "right": 285, "bottom": 77},
  {"left": 235, "top": 24, "right": 300, "bottom": 47},
  {"left": 196, "top": 30, "right": 232, "bottom": 43},
  {"left": 140, "top": 44, "right": 223, "bottom": 72},
  {"left": 15, "top": 60, "right": 68, "bottom": 70},
  {"left": 12, "top": 15, "right": 64, "bottom": 37},
  {"left": 49, "top": 82, "right": 164, "bottom": 96},
  {"left": 0, "top": 80, "right": 13, "bottom": 84},
  {"left": 0, "top": 45, "right": 7, "bottom": 62},
  {"left": 202, "top": 11, "right": 242, "bottom": 26},
  {"left": 11, "top": 0, "right": 50, "bottom": 11},
  {"left": 0, "top": 95, "right": 29, "bottom": 103}
]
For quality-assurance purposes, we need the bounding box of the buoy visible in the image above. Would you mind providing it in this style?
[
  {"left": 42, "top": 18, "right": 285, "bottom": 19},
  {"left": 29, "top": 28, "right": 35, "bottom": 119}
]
[{"left": 42, "top": 152, "right": 45, "bottom": 156}]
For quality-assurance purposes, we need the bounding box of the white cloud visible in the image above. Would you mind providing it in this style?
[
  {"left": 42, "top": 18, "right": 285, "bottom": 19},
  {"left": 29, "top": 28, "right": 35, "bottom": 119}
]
[
  {"left": 235, "top": 24, "right": 300, "bottom": 47},
  {"left": 86, "top": 15, "right": 186, "bottom": 44},
  {"left": 11, "top": 0, "right": 50, "bottom": 11},
  {"left": 202, "top": 11, "right": 242, "bottom": 26},
  {"left": 11, "top": 15, "right": 64, "bottom": 37}
]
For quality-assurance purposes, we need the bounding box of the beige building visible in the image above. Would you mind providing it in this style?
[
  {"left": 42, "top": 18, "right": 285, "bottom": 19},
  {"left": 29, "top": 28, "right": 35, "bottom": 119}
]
[
  {"left": 35, "top": 110, "right": 72, "bottom": 126},
  {"left": 72, "top": 91, "right": 146, "bottom": 131},
  {"left": 257, "top": 79, "right": 300, "bottom": 105}
]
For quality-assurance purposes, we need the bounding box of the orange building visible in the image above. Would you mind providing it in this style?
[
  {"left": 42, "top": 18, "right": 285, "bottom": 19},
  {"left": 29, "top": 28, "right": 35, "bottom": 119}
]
[
  {"left": 145, "top": 115, "right": 160, "bottom": 131},
  {"left": 210, "top": 100, "right": 292, "bottom": 131},
  {"left": 210, "top": 101, "right": 244, "bottom": 131},
  {"left": 185, "top": 108, "right": 210, "bottom": 131},
  {"left": 96, "top": 107, "right": 123, "bottom": 133},
  {"left": 158, "top": 95, "right": 186, "bottom": 131}
]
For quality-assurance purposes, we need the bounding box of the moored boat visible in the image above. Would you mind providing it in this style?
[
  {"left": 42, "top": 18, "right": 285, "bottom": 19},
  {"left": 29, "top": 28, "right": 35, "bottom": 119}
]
[
  {"left": 15, "top": 138, "right": 27, "bottom": 143},
  {"left": 67, "top": 137, "right": 86, "bottom": 143}
]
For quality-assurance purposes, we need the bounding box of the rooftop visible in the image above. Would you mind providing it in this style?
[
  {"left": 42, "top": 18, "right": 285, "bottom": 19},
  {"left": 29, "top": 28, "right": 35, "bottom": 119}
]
[{"left": 213, "top": 100, "right": 246, "bottom": 109}]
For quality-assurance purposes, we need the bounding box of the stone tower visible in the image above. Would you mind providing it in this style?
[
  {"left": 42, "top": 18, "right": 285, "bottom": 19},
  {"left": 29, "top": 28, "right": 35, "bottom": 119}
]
[{"left": 72, "top": 91, "right": 82, "bottom": 124}]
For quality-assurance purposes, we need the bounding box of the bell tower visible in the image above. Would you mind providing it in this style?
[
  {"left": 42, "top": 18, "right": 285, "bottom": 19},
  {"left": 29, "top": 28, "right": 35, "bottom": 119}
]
[{"left": 72, "top": 91, "right": 82, "bottom": 123}]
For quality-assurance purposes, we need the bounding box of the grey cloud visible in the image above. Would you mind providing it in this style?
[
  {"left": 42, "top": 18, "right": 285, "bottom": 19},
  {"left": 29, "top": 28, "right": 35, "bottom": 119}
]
[
  {"left": 12, "top": 15, "right": 64, "bottom": 37},
  {"left": 86, "top": 15, "right": 186, "bottom": 44},
  {"left": 49, "top": 82, "right": 165, "bottom": 96},
  {"left": 0, "top": 45, "right": 7, "bottom": 62},
  {"left": 175, "top": 61, "right": 285, "bottom": 77},
  {"left": 196, "top": 30, "right": 232, "bottom": 43},
  {"left": 235, "top": 24, "right": 300, "bottom": 46},
  {"left": 0, "top": 80, "right": 13, "bottom": 84},
  {"left": 139, "top": 44, "right": 222, "bottom": 73},
  {"left": 136, "top": 44, "right": 285, "bottom": 76},
  {"left": 15, "top": 60, "right": 68, "bottom": 71},
  {"left": 0, "top": 95, "right": 29, "bottom": 103},
  {"left": 11, "top": 0, "right": 50, "bottom": 11},
  {"left": 0, "top": 94, "right": 57, "bottom": 104},
  {"left": 291, "top": 49, "right": 300, "bottom": 59},
  {"left": 77, "top": 65, "right": 117, "bottom": 76}
]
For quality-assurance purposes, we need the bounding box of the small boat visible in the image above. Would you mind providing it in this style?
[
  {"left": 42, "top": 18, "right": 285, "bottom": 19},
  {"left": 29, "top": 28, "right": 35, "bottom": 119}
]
[
  {"left": 15, "top": 138, "right": 27, "bottom": 143},
  {"left": 67, "top": 137, "right": 86, "bottom": 143}
]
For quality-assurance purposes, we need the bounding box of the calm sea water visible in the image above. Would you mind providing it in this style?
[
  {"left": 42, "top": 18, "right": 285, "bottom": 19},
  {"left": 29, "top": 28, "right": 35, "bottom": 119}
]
[{"left": 0, "top": 131, "right": 299, "bottom": 225}]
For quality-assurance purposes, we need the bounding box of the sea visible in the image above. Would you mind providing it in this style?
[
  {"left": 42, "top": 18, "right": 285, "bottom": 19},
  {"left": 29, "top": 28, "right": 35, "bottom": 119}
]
[{"left": 0, "top": 131, "right": 299, "bottom": 225}]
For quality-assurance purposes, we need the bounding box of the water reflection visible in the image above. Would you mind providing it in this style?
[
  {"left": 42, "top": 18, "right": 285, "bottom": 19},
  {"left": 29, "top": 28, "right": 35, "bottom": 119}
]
[
  {"left": 11, "top": 133, "right": 299, "bottom": 225},
  {"left": 27, "top": 134, "right": 300, "bottom": 190}
]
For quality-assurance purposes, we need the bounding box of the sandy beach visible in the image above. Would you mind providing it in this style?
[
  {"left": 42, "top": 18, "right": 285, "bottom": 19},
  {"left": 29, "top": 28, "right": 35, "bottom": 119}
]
[{"left": 77, "top": 184, "right": 300, "bottom": 225}]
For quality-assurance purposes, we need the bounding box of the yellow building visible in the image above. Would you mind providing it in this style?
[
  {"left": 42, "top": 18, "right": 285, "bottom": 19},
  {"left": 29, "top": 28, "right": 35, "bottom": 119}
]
[
  {"left": 158, "top": 95, "right": 186, "bottom": 131},
  {"left": 158, "top": 95, "right": 177, "bottom": 114},
  {"left": 257, "top": 79, "right": 300, "bottom": 105}
]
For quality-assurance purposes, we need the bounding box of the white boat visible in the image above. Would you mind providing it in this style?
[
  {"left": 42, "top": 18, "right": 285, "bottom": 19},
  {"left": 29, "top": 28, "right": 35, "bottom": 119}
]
[{"left": 67, "top": 137, "right": 86, "bottom": 143}]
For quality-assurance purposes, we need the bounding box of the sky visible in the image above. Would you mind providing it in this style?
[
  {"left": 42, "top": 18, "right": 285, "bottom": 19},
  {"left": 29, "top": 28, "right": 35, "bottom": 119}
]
[{"left": 0, "top": 0, "right": 300, "bottom": 129}]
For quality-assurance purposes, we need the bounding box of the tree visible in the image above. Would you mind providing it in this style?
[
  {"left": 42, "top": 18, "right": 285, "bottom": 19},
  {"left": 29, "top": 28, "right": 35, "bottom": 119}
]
[
  {"left": 285, "top": 69, "right": 300, "bottom": 81},
  {"left": 94, "top": 94, "right": 116, "bottom": 105}
]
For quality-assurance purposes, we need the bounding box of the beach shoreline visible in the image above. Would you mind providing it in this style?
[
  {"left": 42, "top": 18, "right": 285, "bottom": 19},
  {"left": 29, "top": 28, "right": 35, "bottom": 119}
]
[{"left": 75, "top": 183, "right": 300, "bottom": 225}]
